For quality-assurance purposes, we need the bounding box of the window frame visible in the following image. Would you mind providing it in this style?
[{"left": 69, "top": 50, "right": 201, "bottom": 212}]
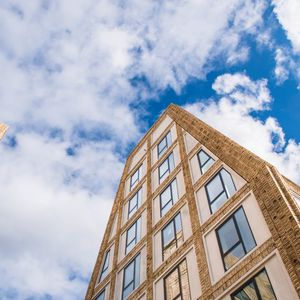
[
  {"left": 99, "top": 249, "right": 110, "bottom": 282},
  {"left": 159, "top": 179, "right": 179, "bottom": 218},
  {"left": 163, "top": 258, "right": 189, "bottom": 300},
  {"left": 125, "top": 217, "right": 141, "bottom": 254},
  {"left": 230, "top": 268, "right": 277, "bottom": 300},
  {"left": 197, "top": 149, "right": 215, "bottom": 174},
  {"left": 157, "top": 131, "right": 172, "bottom": 159},
  {"left": 122, "top": 253, "right": 141, "bottom": 300},
  {"left": 216, "top": 206, "right": 256, "bottom": 271},
  {"left": 161, "top": 213, "right": 183, "bottom": 261},
  {"left": 130, "top": 164, "right": 142, "bottom": 191},
  {"left": 128, "top": 188, "right": 142, "bottom": 220},
  {"left": 95, "top": 287, "right": 105, "bottom": 300},
  {"left": 158, "top": 152, "right": 174, "bottom": 184},
  {"left": 205, "top": 168, "right": 237, "bottom": 214}
]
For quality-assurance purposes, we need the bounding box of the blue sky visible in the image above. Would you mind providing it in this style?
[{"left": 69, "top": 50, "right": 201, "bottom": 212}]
[{"left": 0, "top": 0, "right": 300, "bottom": 299}]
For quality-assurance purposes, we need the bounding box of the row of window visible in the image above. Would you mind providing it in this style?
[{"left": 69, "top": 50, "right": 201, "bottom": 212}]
[{"left": 96, "top": 255, "right": 277, "bottom": 300}]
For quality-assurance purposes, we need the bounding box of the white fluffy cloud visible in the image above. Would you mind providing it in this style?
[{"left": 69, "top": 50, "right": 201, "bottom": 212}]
[
  {"left": 1, "top": 1, "right": 298, "bottom": 300},
  {"left": 273, "top": 0, "right": 300, "bottom": 54},
  {"left": 185, "top": 73, "right": 300, "bottom": 183}
]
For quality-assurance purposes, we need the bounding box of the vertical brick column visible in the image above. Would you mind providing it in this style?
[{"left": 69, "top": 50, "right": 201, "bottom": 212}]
[
  {"left": 146, "top": 137, "right": 154, "bottom": 300},
  {"left": 175, "top": 123, "right": 212, "bottom": 296}
]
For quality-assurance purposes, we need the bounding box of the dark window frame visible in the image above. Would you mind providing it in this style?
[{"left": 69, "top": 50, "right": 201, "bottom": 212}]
[
  {"left": 157, "top": 131, "right": 172, "bottom": 159},
  {"left": 158, "top": 152, "right": 174, "bottom": 184},
  {"left": 230, "top": 268, "right": 277, "bottom": 300},
  {"left": 161, "top": 213, "right": 183, "bottom": 261},
  {"left": 122, "top": 253, "right": 140, "bottom": 300},
  {"left": 205, "top": 168, "right": 237, "bottom": 214},
  {"left": 99, "top": 249, "right": 110, "bottom": 281},
  {"left": 127, "top": 188, "right": 142, "bottom": 219},
  {"left": 197, "top": 149, "right": 215, "bottom": 174},
  {"left": 163, "top": 258, "right": 188, "bottom": 300},
  {"left": 130, "top": 165, "right": 142, "bottom": 191},
  {"left": 95, "top": 288, "right": 105, "bottom": 300},
  {"left": 125, "top": 217, "right": 141, "bottom": 254},
  {"left": 216, "top": 206, "right": 256, "bottom": 271},
  {"left": 159, "top": 179, "right": 178, "bottom": 218}
]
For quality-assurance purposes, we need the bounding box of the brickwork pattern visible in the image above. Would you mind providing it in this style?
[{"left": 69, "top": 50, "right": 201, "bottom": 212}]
[{"left": 85, "top": 104, "right": 300, "bottom": 300}]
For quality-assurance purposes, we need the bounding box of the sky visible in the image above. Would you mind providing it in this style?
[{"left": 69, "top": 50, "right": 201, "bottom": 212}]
[{"left": 0, "top": 0, "right": 299, "bottom": 299}]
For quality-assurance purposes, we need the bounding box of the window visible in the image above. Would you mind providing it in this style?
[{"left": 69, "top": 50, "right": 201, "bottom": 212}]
[
  {"left": 216, "top": 207, "right": 256, "bottom": 270},
  {"left": 96, "top": 289, "right": 105, "bottom": 300},
  {"left": 159, "top": 152, "right": 175, "bottom": 183},
  {"left": 162, "top": 213, "right": 183, "bottom": 260},
  {"left": 130, "top": 165, "right": 142, "bottom": 191},
  {"left": 99, "top": 250, "right": 110, "bottom": 281},
  {"left": 164, "top": 259, "right": 191, "bottom": 300},
  {"left": 125, "top": 218, "right": 141, "bottom": 254},
  {"left": 158, "top": 131, "right": 172, "bottom": 159},
  {"left": 231, "top": 269, "right": 277, "bottom": 300},
  {"left": 160, "top": 179, "right": 179, "bottom": 217},
  {"left": 205, "top": 168, "right": 236, "bottom": 213},
  {"left": 197, "top": 149, "right": 214, "bottom": 174},
  {"left": 122, "top": 254, "right": 141, "bottom": 300},
  {"left": 128, "top": 188, "right": 142, "bottom": 219}
]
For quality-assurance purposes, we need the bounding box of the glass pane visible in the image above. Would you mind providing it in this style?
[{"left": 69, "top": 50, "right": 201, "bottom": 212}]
[
  {"left": 136, "top": 218, "right": 141, "bottom": 242},
  {"left": 174, "top": 214, "right": 182, "bottom": 232},
  {"left": 122, "top": 283, "right": 134, "bottom": 300},
  {"left": 128, "top": 193, "right": 138, "bottom": 217},
  {"left": 161, "top": 201, "right": 173, "bottom": 216},
  {"left": 96, "top": 290, "right": 105, "bottom": 300},
  {"left": 171, "top": 180, "right": 179, "bottom": 202},
  {"left": 161, "top": 186, "right": 172, "bottom": 208},
  {"left": 127, "top": 223, "right": 136, "bottom": 244},
  {"left": 159, "top": 159, "right": 169, "bottom": 179},
  {"left": 218, "top": 218, "right": 239, "bottom": 253},
  {"left": 124, "top": 261, "right": 134, "bottom": 287},
  {"left": 163, "top": 221, "right": 175, "bottom": 247},
  {"left": 158, "top": 137, "right": 167, "bottom": 155},
  {"left": 134, "top": 254, "right": 141, "bottom": 289},
  {"left": 165, "top": 268, "right": 181, "bottom": 300},
  {"left": 131, "top": 170, "right": 139, "bottom": 187},
  {"left": 210, "top": 191, "right": 227, "bottom": 213},
  {"left": 206, "top": 174, "right": 224, "bottom": 203},
  {"left": 199, "top": 150, "right": 210, "bottom": 166},
  {"left": 201, "top": 158, "right": 214, "bottom": 174},
  {"left": 221, "top": 169, "right": 236, "bottom": 197},
  {"left": 179, "top": 260, "right": 191, "bottom": 300},
  {"left": 224, "top": 243, "right": 245, "bottom": 269},
  {"left": 169, "top": 152, "right": 175, "bottom": 171},
  {"left": 166, "top": 131, "right": 172, "bottom": 146},
  {"left": 235, "top": 209, "right": 256, "bottom": 253},
  {"left": 233, "top": 281, "right": 258, "bottom": 300},
  {"left": 255, "top": 270, "right": 277, "bottom": 300},
  {"left": 137, "top": 188, "right": 142, "bottom": 207}
]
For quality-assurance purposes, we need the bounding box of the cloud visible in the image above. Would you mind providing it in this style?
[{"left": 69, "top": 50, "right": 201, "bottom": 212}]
[
  {"left": 185, "top": 72, "right": 300, "bottom": 184},
  {"left": 273, "top": 0, "right": 300, "bottom": 54}
]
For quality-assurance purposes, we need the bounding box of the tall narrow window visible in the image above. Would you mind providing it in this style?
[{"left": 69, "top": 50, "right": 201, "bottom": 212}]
[
  {"left": 158, "top": 131, "right": 172, "bottom": 159},
  {"left": 99, "top": 250, "right": 110, "bottom": 281},
  {"left": 197, "top": 149, "right": 214, "bottom": 174},
  {"left": 130, "top": 165, "right": 142, "bottom": 191},
  {"left": 164, "top": 259, "right": 191, "bottom": 300},
  {"left": 125, "top": 218, "right": 141, "bottom": 254},
  {"left": 128, "top": 188, "right": 142, "bottom": 219},
  {"left": 96, "top": 289, "right": 105, "bottom": 300},
  {"left": 216, "top": 207, "right": 256, "bottom": 270},
  {"left": 160, "top": 179, "right": 179, "bottom": 217},
  {"left": 162, "top": 213, "right": 183, "bottom": 260},
  {"left": 122, "top": 254, "right": 141, "bottom": 300},
  {"left": 158, "top": 152, "right": 175, "bottom": 183},
  {"left": 205, "top": 168, "right": 236, "bottom": 213},
  {"left": 231, "top": 269, "right": 277, "bottom": 300}
]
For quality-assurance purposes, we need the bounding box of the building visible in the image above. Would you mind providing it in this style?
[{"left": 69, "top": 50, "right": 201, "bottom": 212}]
[
  {"left": 85, "top": 104, "right": 300, "bottom": 300},
  {"left": 0, "top": 123, "right": 8, "bottom": 140}
]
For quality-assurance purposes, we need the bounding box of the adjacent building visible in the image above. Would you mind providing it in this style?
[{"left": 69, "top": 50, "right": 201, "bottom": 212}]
[
  {"left": 0, "top": 123, "right": 8, "bottom": 140},
  {"left": 85, "top": 104, "right": 300, "bottom": 300}
]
